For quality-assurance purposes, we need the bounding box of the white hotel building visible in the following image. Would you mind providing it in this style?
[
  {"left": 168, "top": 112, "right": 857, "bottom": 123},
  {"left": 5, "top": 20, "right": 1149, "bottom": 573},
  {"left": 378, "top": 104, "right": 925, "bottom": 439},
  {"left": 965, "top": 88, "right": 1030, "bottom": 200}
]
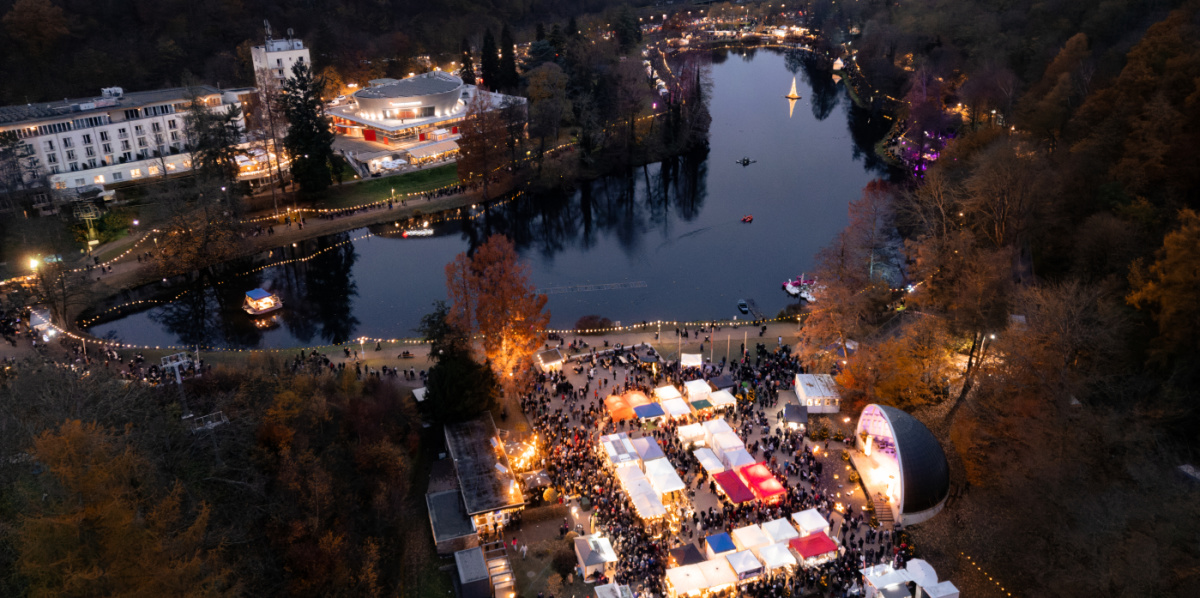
[
  {"left": 251, "top": 36, "right": 310, "bottom": 83},
  {"left": 0, "top": 85, "right": 254, "bottom": 193}
]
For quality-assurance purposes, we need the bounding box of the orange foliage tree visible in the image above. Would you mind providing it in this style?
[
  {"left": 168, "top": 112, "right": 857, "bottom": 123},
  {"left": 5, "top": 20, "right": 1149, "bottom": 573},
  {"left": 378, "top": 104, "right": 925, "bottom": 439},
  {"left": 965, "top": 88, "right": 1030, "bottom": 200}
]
[
  {"left": 17, "top": 420, "right": 234, "bottom": 597},
  {"left": 446, "top": 234, "right": 550, "bottom": 387}
]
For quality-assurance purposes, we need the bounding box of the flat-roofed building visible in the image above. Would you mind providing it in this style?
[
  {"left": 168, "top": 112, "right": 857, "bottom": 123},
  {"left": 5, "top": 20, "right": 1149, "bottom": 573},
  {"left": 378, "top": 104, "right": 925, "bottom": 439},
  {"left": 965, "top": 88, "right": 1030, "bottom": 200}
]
[{"left": 251, "top": 36, "right": 310, "bottom": 82}]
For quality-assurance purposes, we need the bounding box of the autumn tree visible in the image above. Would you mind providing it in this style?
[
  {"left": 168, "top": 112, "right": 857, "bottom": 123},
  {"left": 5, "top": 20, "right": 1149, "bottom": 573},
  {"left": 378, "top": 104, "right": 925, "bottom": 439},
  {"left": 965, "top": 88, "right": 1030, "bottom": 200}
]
[
  {"left": 848, "top": 179, "right": 895, "bottom": 281},
  {"left": 456, "top": 90, "right": 506, "bottom": 199},
  {"left": 17, "top": 420, "right": 234, "bottom": 597},
  {"left": 31, "top": 259, "right": 91, "bottom": 325},
  {"left": 149, "top": 180, "right": 245, "bottom": 277},
  {"left": 2, "top": 0, "right": 68, "bottom": 58},
  {"left": 1128, "top": 208, "right": 1200, "bottom": 363},
  {"left": 526, "top": 63, "right": 569, "bottom": 168},
  {"left": 445, "top": 234, "right": 549, "bottom": 388}
]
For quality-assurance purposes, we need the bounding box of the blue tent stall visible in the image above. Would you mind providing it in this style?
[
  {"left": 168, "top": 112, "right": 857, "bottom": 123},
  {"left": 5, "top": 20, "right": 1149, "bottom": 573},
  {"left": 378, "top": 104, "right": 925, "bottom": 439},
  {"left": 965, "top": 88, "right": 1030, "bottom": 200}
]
[{"left": 634, "top": 403, "right": 666, "bottom": 420}]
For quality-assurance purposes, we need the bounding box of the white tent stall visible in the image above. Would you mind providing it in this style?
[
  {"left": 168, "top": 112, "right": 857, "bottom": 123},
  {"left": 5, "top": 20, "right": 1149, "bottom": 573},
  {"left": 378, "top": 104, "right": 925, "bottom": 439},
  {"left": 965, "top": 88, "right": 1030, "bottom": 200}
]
[
  {"left": 694, "top": 448, "right": 726, "bottom": 475},
  {"left": 677, "top": 423, "right": 706, "bottom": 447},
  {"left": 696, "top": 559, "right": 738, "bottom": 592},
  {"left": 680, "top": 353, "right": 703, "bottom": 367},
  {"left": 702, "top": 419, "right": 735, "bottom": 444},
  {"left": 793, "top": 509, "right": 831, "bottom": 537},
  {"left": 665, "top": 565, "right": 706, "bottom": 597},
  {"left": 661, "top": 397, "right": 693, "bottom": 418},
  {"left": 711, "top": 432, "right": 744, "bottom": 455},
  {"left": 644, "top": 458, "right": 687, "bottom": 497},
  {"left": 725, "top": 550, "right": 764, "bottom": 581},
  {"left": 601, "top": 433, "right": 640, "bottom": 469},
  {"left": 754, "top": 542, "right": 798, "bottom": 571},
  {"left": 684, "top": 379, "right": 712, "bottom": 399},
  {"left": 654, "top": 385, "right": 683, "bottom": 401},
  {"left": 761, "top": 518, "right": 800, "bottom": 544},
  {"left": 721, "top": 447, "right": 756, "bottom": 470},
  {"left": 730, "top": 524, "right": 771, "bottom": 552},
  {"left": 709, "top": 389, "right": 738, "bottom": 409}
]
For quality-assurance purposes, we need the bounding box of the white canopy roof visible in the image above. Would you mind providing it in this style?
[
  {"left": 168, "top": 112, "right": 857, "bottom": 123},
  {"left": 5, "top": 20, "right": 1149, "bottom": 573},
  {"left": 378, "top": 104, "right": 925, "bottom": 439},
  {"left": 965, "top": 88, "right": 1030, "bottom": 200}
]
[
  {"left": 711, "top": 432, "right": 744, "bottom": 454},
  {"left": 721, "top": 447, "right": 756, "bottom": 470},
  {"left": 702, "top": 418, "right": 734, "bottom": 438},
  {"left": 677, "top": 423, "right": 706, "bottom": 444},
  {"left": 603, "top": 435, "right": 639, "bottom": 468},
  {"left": 731, "top": 524, "right": 770, "bottom": 551},
  {"left": 661, "top": 397, "right": 693, "bottom": 418},
  {"left": 594, "top": 582, "right": 634, "bottom": 598},
  {"left": 694, "top": 448, "right": 725, "bottom": 474},
  {"left": 755, "top": 542, "right": 798, "bottom": 570},
  {"left": 574, "top": 534, "right": 618, "bottom": 566},
  {"left": 684, "top": 379, "right": 712, "bottom": 398},
  {"left": 644, "top": 458, "right": 687, "bottom": 496},
  {"left": 681, "top": 353, "right": 703, "bottom": 367},
  {"left": 725, "top": 550, "right": 764, "bottom": 577},
  {"left": 665, "top": 565, "right": 706, "bottom": 595},
  {"left": 709, "top": 389, "right": 738, "bottom": 407},
  {"left": 412, "top": 387, "right": 427, "bottom": 402},
  {"left": 906, "top": 559, "right": 938, "bottom": 587},
  {"left": 923, "top": 581, "right": 960, "bottom": 598},
  {"left": 628, "top": 487, "right": 667, "bottom": 519},
  {"left": 654, "top": 385, "right": 683, "bottom": 401},
  {"left": 793, "top": 509, "right": 830, "bottom": 537},
  {"left": 761, "top": 518, "right": 800, "bottom": 544},
  {"left": 696, "top": 559, "right": 738, "bottom": 589}
]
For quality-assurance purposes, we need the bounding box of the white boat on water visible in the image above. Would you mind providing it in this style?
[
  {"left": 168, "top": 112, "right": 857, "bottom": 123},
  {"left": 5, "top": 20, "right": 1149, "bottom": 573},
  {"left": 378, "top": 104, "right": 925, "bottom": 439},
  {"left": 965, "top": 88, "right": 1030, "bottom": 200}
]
[
  {"left": 783, "top": 274, "right": 818, "bottom": 302},
  {"left": 244, "top": 288, "right": 283, "bottom": 315}
]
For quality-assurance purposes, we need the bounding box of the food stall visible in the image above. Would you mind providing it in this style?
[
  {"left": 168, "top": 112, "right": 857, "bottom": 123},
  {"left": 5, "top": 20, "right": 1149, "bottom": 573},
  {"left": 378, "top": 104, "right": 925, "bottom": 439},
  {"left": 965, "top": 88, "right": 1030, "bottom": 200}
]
[
  {"left": 694, "top": 448, "right": 725, "bottom": 475},
  {"left": 792, "top": 508, "right": 831, "bottom": 537}
]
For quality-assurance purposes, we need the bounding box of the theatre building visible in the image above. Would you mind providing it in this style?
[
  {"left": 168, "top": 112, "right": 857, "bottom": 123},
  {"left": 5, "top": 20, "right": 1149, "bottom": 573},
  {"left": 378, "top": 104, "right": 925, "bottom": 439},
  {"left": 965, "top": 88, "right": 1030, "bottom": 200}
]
[{"left": 329, "top": 71, "right": 475, "bottom": 145}]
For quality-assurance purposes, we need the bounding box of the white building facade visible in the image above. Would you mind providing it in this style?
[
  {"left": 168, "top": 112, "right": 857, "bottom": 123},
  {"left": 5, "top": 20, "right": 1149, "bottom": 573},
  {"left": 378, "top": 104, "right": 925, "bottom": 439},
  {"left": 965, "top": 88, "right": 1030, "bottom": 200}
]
[
  {"left": 0, "top": 86, "right": 253, "bottom": 193},
  {"left": 251, "top": 37, "right": 310, "bottom": 82}
]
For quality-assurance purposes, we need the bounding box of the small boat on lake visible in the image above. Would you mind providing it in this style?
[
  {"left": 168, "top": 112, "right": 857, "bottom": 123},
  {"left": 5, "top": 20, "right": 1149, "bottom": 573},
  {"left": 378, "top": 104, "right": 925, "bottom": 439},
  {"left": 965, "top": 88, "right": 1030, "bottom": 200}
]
[
  {"left": 741, "top": 215, "right": 754, "bottom": 223},
  {"left": 736, "top": 157, "right": 756, "bottom": 166},
  {"left": 783, "top": 274, "right": 817, "bottom": 300},
  {"left": 244, "top": 288, "right": 283, "bottom": 315},
  {"left": 737, "top": 299, "right": 750, "bottom": 314}
]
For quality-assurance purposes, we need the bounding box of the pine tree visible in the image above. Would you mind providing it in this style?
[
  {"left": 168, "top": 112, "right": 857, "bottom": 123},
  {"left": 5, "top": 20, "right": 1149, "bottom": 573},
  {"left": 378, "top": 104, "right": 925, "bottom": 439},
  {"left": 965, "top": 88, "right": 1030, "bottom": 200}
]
[
  {"left": 567, "top": 15, "right": 579, "bottom": 38},
  {"left": 499, "top": 26, "right": 519, "bottom": 93},
  {"left": 280, "top": 62, "right": 335, "bottom": 194},
  {"left": 536, "top": 22, "right": 546, "bottom": 41},
  {"left": 480, "top": 29, "right": 499, "bottom": 90},
  {"left": 459, "top": 38, "right": 477, "bottom": 85}
]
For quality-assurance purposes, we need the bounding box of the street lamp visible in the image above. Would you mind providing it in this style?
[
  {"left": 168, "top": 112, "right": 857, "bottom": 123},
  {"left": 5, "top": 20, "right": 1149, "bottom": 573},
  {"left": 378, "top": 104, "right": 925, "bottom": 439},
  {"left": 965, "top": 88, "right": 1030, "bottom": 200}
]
[{"left": 29, "top": 257, "right": 38, "bottom": 270}]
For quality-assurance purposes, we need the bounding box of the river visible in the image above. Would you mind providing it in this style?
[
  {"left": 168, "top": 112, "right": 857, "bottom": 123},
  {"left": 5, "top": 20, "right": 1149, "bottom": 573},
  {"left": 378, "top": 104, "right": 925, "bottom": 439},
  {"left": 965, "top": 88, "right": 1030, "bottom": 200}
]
[{"left": 87, "top": 48, "right": 892, "bottom": 350}]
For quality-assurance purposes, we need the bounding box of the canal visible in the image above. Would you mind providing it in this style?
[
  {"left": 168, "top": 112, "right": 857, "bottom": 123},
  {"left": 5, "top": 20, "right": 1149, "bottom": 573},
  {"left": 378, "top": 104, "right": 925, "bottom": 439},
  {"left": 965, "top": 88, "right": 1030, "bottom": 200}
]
[{"left": 88, "top": 48, "right": 893, "bottom": 349}]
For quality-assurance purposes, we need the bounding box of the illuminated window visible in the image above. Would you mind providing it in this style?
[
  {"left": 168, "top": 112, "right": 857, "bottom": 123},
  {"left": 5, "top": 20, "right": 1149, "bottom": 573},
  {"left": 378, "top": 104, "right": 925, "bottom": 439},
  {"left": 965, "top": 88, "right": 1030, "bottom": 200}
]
[
  {"left": 148, "top": 165, "right": 160, "bottom": 176},
  {"left": 130, "top": 168, "right": 143, "bottom": 178},
  {"left": 93, "top": 175, "right": 105, "bottom": 184}
]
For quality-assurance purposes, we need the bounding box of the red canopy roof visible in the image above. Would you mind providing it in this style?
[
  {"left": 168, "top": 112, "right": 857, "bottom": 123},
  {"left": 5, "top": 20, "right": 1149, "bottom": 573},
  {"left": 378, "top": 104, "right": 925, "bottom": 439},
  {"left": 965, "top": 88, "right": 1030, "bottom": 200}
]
[
  {"left": 738, "top": 463, "right": 787, "bottom": 502},
  {"left": 712, "top": 470, "right": 756, "bottom": 503},
  {"left": 789, "top": 533, "right": 838, "bottom": 559}
]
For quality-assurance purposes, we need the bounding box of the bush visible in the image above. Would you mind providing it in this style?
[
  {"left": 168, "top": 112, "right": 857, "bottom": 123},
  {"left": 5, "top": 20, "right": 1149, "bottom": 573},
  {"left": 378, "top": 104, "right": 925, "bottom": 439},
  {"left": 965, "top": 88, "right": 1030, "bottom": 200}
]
[
  {"left": 574, "top": 315, "right": 613, "bottom": 334},
  {"left": 833, "top": 430, "right": 845, "bottom": 442},
  {"left": 849, "top": 470, "right": 861, "bottom": 483},
  {"left": 841, "top": 449, "right": 851, "bottom": 462},
  {"left": 552, "top": 544, "right": 577, "bottom": 577},
  {"left": 813, "top": 426, "right": 830, "bottom": 441}
]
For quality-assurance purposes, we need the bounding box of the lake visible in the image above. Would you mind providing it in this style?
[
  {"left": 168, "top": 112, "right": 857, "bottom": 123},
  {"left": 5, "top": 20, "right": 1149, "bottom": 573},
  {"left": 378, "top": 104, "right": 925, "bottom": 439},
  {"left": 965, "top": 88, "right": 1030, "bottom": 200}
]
[{"left": 87, "top": 48, "right": 892, "bottom": 350}]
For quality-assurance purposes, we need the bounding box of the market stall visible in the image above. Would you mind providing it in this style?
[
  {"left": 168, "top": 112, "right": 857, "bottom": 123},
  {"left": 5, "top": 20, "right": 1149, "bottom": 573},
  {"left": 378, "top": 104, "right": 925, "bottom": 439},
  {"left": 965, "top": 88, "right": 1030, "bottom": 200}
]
[
  {"left": 625, "top": 391, "right": 652, "bottom": 408},
  {"left": 712, "top": 470, "right": 755, "bottom": 503},
  {"left": 738, "top": 463, "right": 787, "bottom": 503},
  {"left": 680, "top": 353, "right": 704, "bottom": 368},
  {"left": 644, "top": 458, "right": 687, "bottom": 498},
  {"left": 661, "top": 397, "right": 693, "bottom": 419},
  {"left": 731, "top": 524, "right": 771, "bottom": 552},
  {"left": 694, "top": 448, "right": 726, "bottom": 475},
  {"left": 654, "top": 385, "right": 683, "bottom": 401},
  {"left": 689, "top": 398, "right": 715, "bottom": 413},
  {"left": 695, "top": 560, "right": 738, "bottom": 593},
  {"left": 782, "top": 403, "right": 808, "bottom": 430},
  {"left": 725, "top": 550, "right": 764, "bottom": 581},
  {"left": 761, "top": 518, "right": 800, "bottom": 544},
  {"left": 574, "top": 534, "right": 618, "bottom": 581},
  {"left": 665, "top": 565, "right": 706, "bottom": 598},
  {"left": 708, "top": 389, "right": 738, "bottom": 409},
  {"left": 594, "top": 582, "right": 634, "bottom": 598},
  {"left": 720, "top": 447, "right": 755, "bottom": 471},
  {"left": 668, "top": 544, "right": 706, "bottom": 567},
  {"left": 711, "top": 432, "right": 745, "bottom": 455},
  {"left": 600, "top": 433, "right": 639, "bottom": 469},
  {"left": 684, "top": 379, "right": 712, "bottom": 399},
  {"left": 702, "top": 419, "right": 735, "bottom": 444},
  {"left": 704, "top": 533, "right": 737, "bottom": 560},
  {"left": 754, "top": 542, "right": 798, "bottom": 571},
  {"left": 605, "top": 395, "right": 635, "bottom": 422},
  {"left": 634, "top": 403, "right": 667, "bottom": 421},
  {"left": 631, "top": 436, "right": 666, "bottom": 462},
  {"left": 789, "top": 533, "right": 839, "bottom": 568},
  {"left": 677, "top": 423, "right": 707, "bottom": 447},
  {"left": 792, "top": 509, "right": 831, "bottom": 537}
]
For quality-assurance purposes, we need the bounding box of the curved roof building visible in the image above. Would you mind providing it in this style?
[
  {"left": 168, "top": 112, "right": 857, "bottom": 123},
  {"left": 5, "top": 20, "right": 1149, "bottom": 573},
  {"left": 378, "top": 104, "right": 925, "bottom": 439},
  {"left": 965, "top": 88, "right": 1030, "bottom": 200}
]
[
  {"left": 854, "top": 404, "right": 950, "bottom": 525},
  {"left": 352, "top": 71, "right": 465, "bottom": 121}
]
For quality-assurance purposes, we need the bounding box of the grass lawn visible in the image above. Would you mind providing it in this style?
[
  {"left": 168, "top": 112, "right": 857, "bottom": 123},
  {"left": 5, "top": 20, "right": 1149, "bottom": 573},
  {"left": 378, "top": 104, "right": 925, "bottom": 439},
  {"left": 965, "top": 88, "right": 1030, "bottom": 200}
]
[{"left": 317, "top": 164, "right": 459, "bottom": 210}]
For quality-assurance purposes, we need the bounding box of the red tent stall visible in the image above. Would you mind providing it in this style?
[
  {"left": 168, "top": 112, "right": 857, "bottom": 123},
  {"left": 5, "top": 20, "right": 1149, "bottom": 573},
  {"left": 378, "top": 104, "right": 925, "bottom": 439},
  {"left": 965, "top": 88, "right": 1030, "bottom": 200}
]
[
  {"left": 788, "top": 533, "right": 839, "bottom": 568},
  {"left": 738, "top": 463, "right": 787, "bottom": 504},
  {"left": 712, "top": 470, "right": 756, "bottom": 504},
  {"left": 605, "top": 395, "right": 635, "bottom": 422}
]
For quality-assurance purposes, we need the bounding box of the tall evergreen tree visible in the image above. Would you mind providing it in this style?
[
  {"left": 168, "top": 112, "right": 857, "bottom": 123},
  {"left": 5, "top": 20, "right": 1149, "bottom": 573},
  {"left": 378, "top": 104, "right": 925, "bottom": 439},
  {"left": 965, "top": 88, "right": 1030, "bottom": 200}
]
[
  {"left": 567, "top": 15, "right": 579, "bottom": 38},
  {"left": 480, "top": 29, "right": 499, "bottom": 90},
  {"left": 536, "top": 22, "right": 546, "bottom": 41},
  {"left": 499, "top": 26, "right": 519, "bottom": 93},
  {"left": 183, "top": 87, "right": 242, "bottom": 186},
  {"left": 459, "top": 38, "right": 477, "bottom": 85},
  {"left": 615, "top": 6, "right": 642, "bottom": 53},
  {"left": 280, "top": 63, "right": 335, "bottom": 194}
]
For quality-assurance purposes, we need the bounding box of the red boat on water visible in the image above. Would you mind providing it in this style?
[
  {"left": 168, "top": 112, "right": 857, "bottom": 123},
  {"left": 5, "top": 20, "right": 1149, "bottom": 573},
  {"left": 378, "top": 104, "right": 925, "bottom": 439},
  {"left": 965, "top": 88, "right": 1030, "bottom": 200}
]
[
  {"left": 741, "top": 215, "right": 754, "bottom": 223},
  {"left": 782, "top": 274, "right": 817, "bottom": 299}
]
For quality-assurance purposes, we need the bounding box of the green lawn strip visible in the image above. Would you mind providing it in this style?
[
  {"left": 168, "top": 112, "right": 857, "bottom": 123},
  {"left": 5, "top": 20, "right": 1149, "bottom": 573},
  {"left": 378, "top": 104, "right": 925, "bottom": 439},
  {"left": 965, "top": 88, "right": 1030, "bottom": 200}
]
[{"left": 318, "top": 165, "right": 458, "bottom": 210}]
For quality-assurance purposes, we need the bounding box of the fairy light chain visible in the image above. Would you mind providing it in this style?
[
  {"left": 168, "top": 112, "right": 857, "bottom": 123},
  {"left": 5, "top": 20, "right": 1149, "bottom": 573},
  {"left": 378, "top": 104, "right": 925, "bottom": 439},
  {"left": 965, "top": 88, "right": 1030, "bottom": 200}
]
[{"left": 961, "top": 553, "right": 1014, "bottom": 596}]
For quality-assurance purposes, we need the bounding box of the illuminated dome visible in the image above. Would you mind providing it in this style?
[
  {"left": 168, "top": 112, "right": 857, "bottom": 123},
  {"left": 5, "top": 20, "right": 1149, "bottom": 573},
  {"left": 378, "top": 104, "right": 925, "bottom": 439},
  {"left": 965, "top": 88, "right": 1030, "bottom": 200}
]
[{"left": 854, "top": 404, "right": 950, "bottom": 525}]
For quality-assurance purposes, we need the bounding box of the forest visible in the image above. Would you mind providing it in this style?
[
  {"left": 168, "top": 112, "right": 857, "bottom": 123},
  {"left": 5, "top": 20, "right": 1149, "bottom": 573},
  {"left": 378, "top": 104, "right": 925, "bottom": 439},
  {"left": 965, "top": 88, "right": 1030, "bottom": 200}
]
[{"left": 0, "top": 0, "right": 630, "bottom": 104}]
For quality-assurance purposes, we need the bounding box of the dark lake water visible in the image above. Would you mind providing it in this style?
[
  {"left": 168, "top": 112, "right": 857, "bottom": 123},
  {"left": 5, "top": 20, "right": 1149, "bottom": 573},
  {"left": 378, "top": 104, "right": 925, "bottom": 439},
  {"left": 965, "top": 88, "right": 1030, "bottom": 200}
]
[{"left": 88, "top": 48, "right": 892, "bottom": 350}]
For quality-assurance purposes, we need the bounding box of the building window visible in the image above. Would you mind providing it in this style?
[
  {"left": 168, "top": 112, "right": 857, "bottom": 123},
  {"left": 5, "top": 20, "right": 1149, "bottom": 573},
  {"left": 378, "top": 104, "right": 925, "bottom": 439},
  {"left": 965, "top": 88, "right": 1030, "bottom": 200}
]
[
  {"left": 50, "top": 165, "right": 60, "bottom": 174},
  {"left": 169, "top": 131, "right": 179, "bottom": 142},
  {"left": 168, "top": 119, "right": 177, "bottom": 130},
  {"left": 99, "top": 131, "right": 109, "bottom": 142},
  {"left": 62, "top": 137, "right": 74, "bottom": 148},
  {"left": 124, "top": 109, "right": 140, "bottom": 120},
  {"left": 93, "top": 175, "right": 105, "bottom": 184},
  {"left": 121, "top": 152, "right": 132, "bottom": 162},
  {"left": 134, "top": 125, "right": 145, "bottom": 135},
  {"left": 87, "top": 158, "right": 97, "bottom": 168},
  {"left": 53, "top": 181, "right": 65, "bottom": 190},
  {"left": 112, "top": 172, "right": 122, "bottom": 181},
  {"left": 118, "top": 128, "right": 128, "bottom": 139},
  {"left": 65, "top": 150, "right": 76, "bottom": 161},
  {"left": 85, "top": 147, "right": 95, "bottom": 157},
  {"left": 46, "top": 153, "right": 58, "bottom": 164},
  {"left": 277, "top": 58, "right": 283, "bottom": 67},
  {"left": 151, "top": 122, "right": 161, "bottom": 133},
  {"left": 74, "top": 178, "right": 84, "bottom": 187},
  {"left": 102, "top": 143, "right": 112, "bottom": 154},
  {"left": 166, "top": 162, "right": 177, "bottom": 171},
  {"left": 278, "top": 69, "right": 284, "bottom": 77},
  {"left": 137, "top": 138, "right": 147, "bottom": 147},
  {"left": 154, "top": 134, "right": 164, "bottom": 145},
  {"left": 120, "top": 140, "right": 131, "bottom": 151},
  {"left": 82, "top": 134, "right": 92, "bottom": 144},
  {"left": 130, "top": 168, "right": 143, "bottom": 178},
  {"left": 43, "top": 140, "right": 55, "bottom": 151},
  {"left": 148, "top": 165, "right": 160, "bottom": 176}
]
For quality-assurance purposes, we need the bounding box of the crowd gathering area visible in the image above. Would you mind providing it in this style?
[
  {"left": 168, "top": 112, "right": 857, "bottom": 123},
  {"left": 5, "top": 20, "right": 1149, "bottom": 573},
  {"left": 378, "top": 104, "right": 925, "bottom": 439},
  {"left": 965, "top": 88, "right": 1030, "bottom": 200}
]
[{"left": 437, "top": 333, "right": 958, "bottom": 598}]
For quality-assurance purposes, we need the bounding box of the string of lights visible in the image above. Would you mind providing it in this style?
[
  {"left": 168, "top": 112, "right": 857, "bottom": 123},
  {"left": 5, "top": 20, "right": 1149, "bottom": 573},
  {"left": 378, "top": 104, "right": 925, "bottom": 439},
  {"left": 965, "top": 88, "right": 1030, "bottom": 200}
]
[{"left": 960, "top": 553, "right": 1014, "bottom": 596}]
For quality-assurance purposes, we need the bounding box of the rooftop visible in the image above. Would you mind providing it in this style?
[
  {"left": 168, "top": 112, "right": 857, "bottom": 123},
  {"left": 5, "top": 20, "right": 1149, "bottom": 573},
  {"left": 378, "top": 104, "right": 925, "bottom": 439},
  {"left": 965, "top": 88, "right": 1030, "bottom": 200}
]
[
  {"left": 454, "top": 546, "right": 489, "bottom": 584},
  {"left": 426, "top": 489, "right": 476, "bottom": 542},
  {"left": 0, "top": 85, "right": 225, "bottom": 128},
  {"left": 444, "top": 414, "right": 524, "bottom": 515},
  {"left": 357, "top": 71, "right": 463, "bottom": 99}
]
